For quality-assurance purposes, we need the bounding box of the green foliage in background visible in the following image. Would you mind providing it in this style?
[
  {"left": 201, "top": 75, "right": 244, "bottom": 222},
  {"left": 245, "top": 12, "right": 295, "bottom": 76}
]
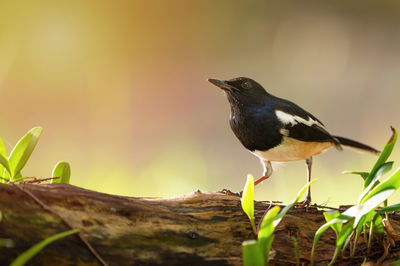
[
  {"left": 311, "top": 128, "right": 400, "bottom": 265},
  {"left": 241, "top": 175, "right": 317, "bottom": 266},
  {"left": 0, "top": 127, "right": 71, "bottom": 184}
]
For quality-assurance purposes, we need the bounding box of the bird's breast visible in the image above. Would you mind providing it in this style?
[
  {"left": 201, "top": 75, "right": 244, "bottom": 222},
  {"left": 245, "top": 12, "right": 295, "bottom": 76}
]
[
  {"left": 229, "top": 109, "right": 282, "bottom": 151},
  {"left": 252, "top": 137, "right": 333, "bottom": 162}
]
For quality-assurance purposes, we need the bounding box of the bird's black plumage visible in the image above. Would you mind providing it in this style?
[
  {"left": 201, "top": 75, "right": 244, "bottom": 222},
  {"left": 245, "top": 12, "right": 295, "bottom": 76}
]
[{"left": 208, "top": 77, "right": 379, "bottom": 206}]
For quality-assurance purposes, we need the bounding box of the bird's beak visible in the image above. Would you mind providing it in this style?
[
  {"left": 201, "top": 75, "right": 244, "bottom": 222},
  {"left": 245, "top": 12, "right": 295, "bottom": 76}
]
[{"left": 207, "top": 78, "right": 234, "bottom": 91}]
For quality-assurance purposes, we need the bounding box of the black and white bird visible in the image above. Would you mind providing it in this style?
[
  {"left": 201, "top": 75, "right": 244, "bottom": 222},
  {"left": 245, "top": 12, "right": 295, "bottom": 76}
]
[{"left": 208, "top": 77, "right": 379, "bottom": 206}]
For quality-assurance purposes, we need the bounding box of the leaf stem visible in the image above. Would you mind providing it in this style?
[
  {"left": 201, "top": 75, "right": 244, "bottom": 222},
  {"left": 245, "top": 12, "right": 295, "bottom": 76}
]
[{"left": 367, "top": 220, "right": 374, "bottom": 254}]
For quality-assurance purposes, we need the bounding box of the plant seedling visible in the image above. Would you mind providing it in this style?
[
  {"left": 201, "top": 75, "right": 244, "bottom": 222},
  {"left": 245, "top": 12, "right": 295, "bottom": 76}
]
[
  {"left": 311, "top": 127, "right": 400, "bottom": 265},
  {"left": 241, "top": 175, "right": 317, "bottom": 266},
  {"left": 51, "top": 161, "right": 71, "bottom": 184},
  {"left": 0, "top": 127, "right": 71, "bottom": 184}
]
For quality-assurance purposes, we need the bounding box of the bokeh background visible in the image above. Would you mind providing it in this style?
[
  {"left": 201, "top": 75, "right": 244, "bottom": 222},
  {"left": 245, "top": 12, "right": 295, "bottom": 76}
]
[{"left": 0, "top": 0, "right": 399, "bottom": 206}]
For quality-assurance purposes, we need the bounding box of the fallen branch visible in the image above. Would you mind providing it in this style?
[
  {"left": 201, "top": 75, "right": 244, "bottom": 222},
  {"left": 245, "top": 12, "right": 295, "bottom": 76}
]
[{"left": 0, "top": 183, "right": 399, "bottom": 265}]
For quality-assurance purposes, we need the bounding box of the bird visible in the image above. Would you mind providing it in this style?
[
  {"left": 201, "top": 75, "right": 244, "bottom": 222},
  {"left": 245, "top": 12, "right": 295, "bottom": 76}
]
[{"left": 208, "top": 77, "right": 379, "bottom": 206}]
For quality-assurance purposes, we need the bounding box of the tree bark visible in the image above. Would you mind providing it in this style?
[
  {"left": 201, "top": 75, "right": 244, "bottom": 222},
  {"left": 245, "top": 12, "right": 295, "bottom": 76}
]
[{"left": 0, "top": 183, "right": 399, "bottom": 265}]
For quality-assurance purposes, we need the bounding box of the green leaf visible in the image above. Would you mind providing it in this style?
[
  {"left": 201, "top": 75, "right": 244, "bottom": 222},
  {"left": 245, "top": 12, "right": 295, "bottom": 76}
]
[
  {"left": 0, "top": 137, "right": 7, "bottom": 181},
  {"left": 323, "top": 211, "right": 342, "bottom": 236},
  {"left": 0, "top": 137, "right": 7, "bottom": 158},
  {"left": 241, "top": 174, "right": 256, "bottom": 234},
  {"left": 259, "top": 206, "right": 280, "bottom": 240},
  {"left": 364, "top": 127, "right": 397, "bottom": 189},
  {"left": 313, "top": 187, "right": 396, "bottom": 264},
  {"left": 274, "top": 179, "right": 317, "bottom": 227},
  {"left": 363, "top": 211, "right": 377, "bottom": 224},
  {"left": 372, "top": 214, "right": 384, "bottom": 235},
  {"left": 242, "top": 240, "right": 264, "bottom": 266},
  {"left": 361, "top": 167, "right": 400, "bottom": 204},
  {"left": 329, "top": 220, "right": 354, "bottom": 266},
  {"left": 10, "top": 229, "right": 79, "bottom": 266},
  {"left": 0, "top": 153, "right": 11, "bottom": 180},
  {"left": 258, "top": 206, "right": 280, "bottom": 253},
  {"left": 343, "top": 189, "right": 395, "bottom": 226},
  {"left": 358, "top": 161, "right": 393, "bottom": 204},
  {"left": 51, "top": 161, "right": 71, "bottom": 184},
  {"left": 13, "top": 172, "right": 22, "bottom": 180},
  {"left": 376, "top": 203, "right": 400, "bottom": 214},
  {"left": 342, "top": 231, "right": 353, "bottom": 257},
  {"left": 351, "top": 214, "right": 368, "bottom": 257},
  {"left": 8, "top": 127, "right": 43, "bottom": 180},
  {"left": 374, "top": 161, "right": 394, "bottom": 178},
  {"left": 311, "top": 216, "right": 351, "bottom": 265},
  {"left": 392, "top": 260, "right": 400, "bottom": 266},
  {"left": 343, "top": 171, "right": 369, "bottom": 180},
  {"left": 336, "top": 220, "right": 354, "bottom": 247},
  {"left": 259, "top": 180, "right": 317, "bottom": 265},
  {"left": 264, "top": 235, "right": 275, "bottom": 266}
]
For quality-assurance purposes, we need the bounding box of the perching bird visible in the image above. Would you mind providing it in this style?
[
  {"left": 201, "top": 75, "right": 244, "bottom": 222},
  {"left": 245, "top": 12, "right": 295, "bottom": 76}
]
[{"left": 208, "top": 77, "right": 379, "bottom": 206}]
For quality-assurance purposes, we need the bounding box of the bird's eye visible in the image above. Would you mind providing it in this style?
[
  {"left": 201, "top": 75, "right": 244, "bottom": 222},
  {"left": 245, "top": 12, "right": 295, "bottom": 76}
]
[{"left": 242, "top": 81, "right": 252, "bottom": 89}]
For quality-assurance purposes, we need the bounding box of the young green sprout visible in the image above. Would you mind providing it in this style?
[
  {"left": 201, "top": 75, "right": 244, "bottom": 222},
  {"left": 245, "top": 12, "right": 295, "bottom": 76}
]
[
  {"left": 241, "top": 175, "right": 317, "bottom": 266},
  {"left": 51, "top": 161, "right": 71, "bottom": 184},
  {"left": 0, "top": 127, "right": 42, "bottom": 182},
  {"left": 0, "top": 127, "right": 71, "bottom": 184},
  {"left": 311, "top": 128, "right": 400, "bottom": 265}
]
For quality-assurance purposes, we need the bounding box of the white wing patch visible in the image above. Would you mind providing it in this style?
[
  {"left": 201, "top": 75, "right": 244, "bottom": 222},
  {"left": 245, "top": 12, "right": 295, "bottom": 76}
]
[{"left": 275, "top": 110, "right": 324, "bottom": 128}]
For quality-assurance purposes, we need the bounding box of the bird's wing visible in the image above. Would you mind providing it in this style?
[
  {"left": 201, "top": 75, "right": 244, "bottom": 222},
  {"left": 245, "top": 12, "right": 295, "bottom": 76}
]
[{"left": 274, "top": 102, "right": 342, "bottom": 149}]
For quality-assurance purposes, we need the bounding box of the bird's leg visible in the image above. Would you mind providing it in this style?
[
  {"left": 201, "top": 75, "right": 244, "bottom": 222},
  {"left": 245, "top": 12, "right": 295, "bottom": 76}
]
[
  {"left": 220, "top": 161, "right": 272, "bottom": 197},
  {"left": 254, "top": 160, "right": 273, "bottom": 186},
  {"left": 297, "top": 157, "right": 313, "bottom": 207},
  {"left": 305, "top": 157, "right": 313, "bottom": 204}
]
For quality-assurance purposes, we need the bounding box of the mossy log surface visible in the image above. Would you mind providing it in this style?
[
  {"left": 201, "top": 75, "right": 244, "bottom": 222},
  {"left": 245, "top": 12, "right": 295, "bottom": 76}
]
[{"left": 0, "top": 183, "right": 400, "bottom": 265}]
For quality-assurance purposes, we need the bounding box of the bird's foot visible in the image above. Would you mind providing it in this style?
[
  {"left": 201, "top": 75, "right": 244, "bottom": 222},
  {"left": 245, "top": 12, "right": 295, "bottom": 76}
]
[
  {"left": 295, "top": 197, "right": 312, "bottom": 209},
  {"left": 219, "top": 189, "right": 243, "bottom": 197}
]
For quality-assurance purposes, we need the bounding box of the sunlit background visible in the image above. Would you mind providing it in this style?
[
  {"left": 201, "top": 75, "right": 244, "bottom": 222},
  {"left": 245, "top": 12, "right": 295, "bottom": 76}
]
[{"left": 0, "top": 0, "right": 399, "bottom": 206}]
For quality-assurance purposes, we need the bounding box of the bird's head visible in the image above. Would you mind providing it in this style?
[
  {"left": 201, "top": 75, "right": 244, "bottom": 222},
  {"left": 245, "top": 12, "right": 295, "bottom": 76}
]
[{"left": 208, "top": 77, "right": 269, "bottom": 106}]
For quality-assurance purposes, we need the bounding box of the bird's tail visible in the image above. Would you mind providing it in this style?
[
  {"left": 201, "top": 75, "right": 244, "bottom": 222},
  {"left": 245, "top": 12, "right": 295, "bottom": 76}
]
[{"left": 334, "top": 136, "right": 380, "bottom": 155}]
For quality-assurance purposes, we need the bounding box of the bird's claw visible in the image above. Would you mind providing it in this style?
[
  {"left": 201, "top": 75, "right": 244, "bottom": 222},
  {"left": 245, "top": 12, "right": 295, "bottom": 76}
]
[{"left": 295, "top": 197, "right": 312, "bottom": 209}]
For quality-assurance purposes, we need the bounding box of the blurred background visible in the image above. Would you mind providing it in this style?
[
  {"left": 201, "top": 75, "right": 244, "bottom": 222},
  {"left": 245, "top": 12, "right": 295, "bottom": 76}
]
[{"left": 0, "top": 0, "right": 399, "bottom": 206}]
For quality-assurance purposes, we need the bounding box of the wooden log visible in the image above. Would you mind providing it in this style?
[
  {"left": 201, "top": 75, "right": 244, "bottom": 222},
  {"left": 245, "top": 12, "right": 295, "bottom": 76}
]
[{"left": 0, "top": 183, "right": 399, "bottom": 265}]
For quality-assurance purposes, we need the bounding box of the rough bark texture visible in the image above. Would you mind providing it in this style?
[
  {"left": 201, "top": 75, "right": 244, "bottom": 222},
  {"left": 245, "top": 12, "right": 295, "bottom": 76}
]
[{"left": 0, "top": 183, "right": 399, "bottom": 265}]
